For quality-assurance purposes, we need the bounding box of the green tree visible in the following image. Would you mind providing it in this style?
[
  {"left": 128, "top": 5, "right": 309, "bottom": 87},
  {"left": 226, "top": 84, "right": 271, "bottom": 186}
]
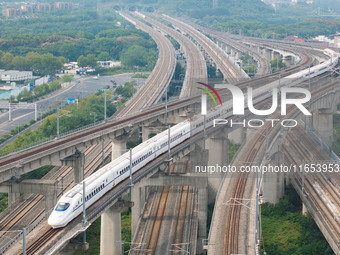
[
  {"left": 120, "top": 45, "right": 148, "bottom": 67},
  {"left": 86, "top": 54, "right": 98, "bottom": 68},
  {"left": 98, "top": 51, "right": 110, "bottom": 61},
  {"left": 147, "top": 55, "right": 156, "bottom": 71},
  {"left": 77, "top": 55, "right": 87, "bottom": 68},
  {"left": 11, "top": 56, "right": 28, "bottom": 70},
  {"left": 0, "top": 52, "right": 14, "bottom": 69},
  {"left": 40, "top": 53, "right": 64, "bottom": 76},
  {"left": 271, "top": 57, "right": 287, "bottom": 72},
  {"left": 114, "top": 81, "right": 136, "bottom": 98},
  {"left": 174, "top": 62, "right": 184, "bottom": 80},
  {"left": 61, "top": 74, "right": 73, "bottom": 83}
]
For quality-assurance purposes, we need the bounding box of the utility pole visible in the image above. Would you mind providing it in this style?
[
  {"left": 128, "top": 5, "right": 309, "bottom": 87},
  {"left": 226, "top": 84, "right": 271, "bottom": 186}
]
[
  {"left": 23, "top": 228, "right": 26, "bottom": 255},
  {"left": 168, "top": 125, "right": 171, "bottom": 175},
  {"left": 165, "top": 88, "right": 168, "bottom": 125},
  {"left": 104, "top": 92, "right": 107, "bottom": 122},
  {"left": 57, "top": 107, "right": 60, "bottom": 138},
  {"left": 82, "top": 181, "right": 87, "bottom": 228},
  {"left": 129, "top": 149, "right": 134, "bottom": 200}
]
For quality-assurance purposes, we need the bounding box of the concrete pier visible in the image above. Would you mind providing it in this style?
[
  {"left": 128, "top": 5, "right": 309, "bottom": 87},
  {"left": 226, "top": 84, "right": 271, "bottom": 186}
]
[
  {"left": 100, "top": 200, "right": 133, "bottom": 255},
  {"left": 62, "top": 150, "right": 85, "bottom": 184},
  {"left": 313, "top": 109, "right": 333, "bottom": 148}
]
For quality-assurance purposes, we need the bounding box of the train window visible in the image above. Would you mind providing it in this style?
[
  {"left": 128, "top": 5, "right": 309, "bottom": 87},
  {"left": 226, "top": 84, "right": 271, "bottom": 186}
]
[{"left": 55, "top": 202, "right": 70, "bottom": 211}]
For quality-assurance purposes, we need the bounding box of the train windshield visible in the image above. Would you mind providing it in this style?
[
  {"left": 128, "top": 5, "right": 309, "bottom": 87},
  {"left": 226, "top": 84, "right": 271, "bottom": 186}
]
[{"left": 55, "top": 202, "right": 70, "bottom": 211}]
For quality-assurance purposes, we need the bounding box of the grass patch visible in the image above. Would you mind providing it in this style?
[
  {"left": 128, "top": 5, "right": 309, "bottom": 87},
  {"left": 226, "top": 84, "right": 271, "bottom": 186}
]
[
  {"left": 131, "top": 73, "right": 149, "bottom": 79},
  {"left": 74, "top": 217, "right": 101, "bottom": 255},
  {"left": 333, "top": 113, "right": 340, "bottom": 155},
  {"left": 261, "top": 186, "right": 334, "bottom": 255},
  {"left": 0, "top": 193, "right": 8, "bottom": 215},
  {"left": 21, "top": 165, "right": 54, "bottom": 180}
]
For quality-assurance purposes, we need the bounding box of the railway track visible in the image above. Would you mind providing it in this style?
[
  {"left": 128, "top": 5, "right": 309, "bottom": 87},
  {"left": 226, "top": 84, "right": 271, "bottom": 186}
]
[
  {"left": 20, "top": 228, "right": 61, "bottom": 255},
  {"left": 117, "top": 12, "right": 176, "bottom": 117},
  {"left": 0, "top": 40, "right": 316, "bottom": 173},
  {"left": 0, "top": 142, "right": 112, "bottom": 254},
  {"left": 144, "top": 186, "right": 171, "bottom": 253},
  {"left": 0, "top": 16, "right": 334, "bottom": 255},
  {"left": 20, "top": 74, "right": 336, "bottom": 254},
  {"left": 141, "top": 13, "right": 208, "bottom": 98},
  {"left": 182, "top": 20, "right": 271, "bottom": 76},
  {"left": 160, "top": 14, "right": 248, "bottom": 83},
  {"left": 130, "top": 161, "right": 196, "bottom": 255},
  {"left": 221, "top": 77, "right": 340, "bottom": 254},
  {"left": 283, "top": 126, "right": 340, "bottom": 240}
]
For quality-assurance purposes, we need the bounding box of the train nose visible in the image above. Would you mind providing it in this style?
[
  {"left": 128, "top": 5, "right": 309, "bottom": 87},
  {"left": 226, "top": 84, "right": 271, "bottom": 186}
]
[{"left": 48, "top": 212, "right": 67, "bottom": 228}]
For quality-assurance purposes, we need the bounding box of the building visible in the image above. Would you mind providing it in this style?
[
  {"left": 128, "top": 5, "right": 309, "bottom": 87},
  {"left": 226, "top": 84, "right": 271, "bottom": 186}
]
[
  {"left": 2, "top": 8, "right": 21, "bottom": 17},
  {"left": 313, "top": 35, "right": 333, "bottom": 46},
  {"left": 261, "top": 0, "right": 291, "bottom": 9},
  {"left": 35, "top": 3, "right": 52, "bottom": 12},
  {"left": 97, "top": 61, "right": 121, "bottom": 68},
  {"left": 21, "top": 5, "right": 34, "bottom": 15},
  {"left": 0, "top": 70, "right": 33, "bottom": 82},
  {"left": 1, "top": 2, "right": 76, "bottom": 17},
  {"left": 55, "top": 2, "right": 74, "bottom": 10},
  {"left": 334, "top": 36, "right": 340, "bottom": 48},
  {"left": 283, "top": 35, "right": 304, "bottom": 43}
]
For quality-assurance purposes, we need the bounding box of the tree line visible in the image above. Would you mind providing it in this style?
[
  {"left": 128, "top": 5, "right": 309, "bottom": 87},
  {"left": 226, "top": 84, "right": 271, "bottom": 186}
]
[
  {"left": 0, "top": 51, "right": 65, "bottom": 76},
  {"left": 0, "top": 92, "right": 116, "bottom": 155},
  {"left": 0, "top": 9, "right": 158, "bottom": 73}
]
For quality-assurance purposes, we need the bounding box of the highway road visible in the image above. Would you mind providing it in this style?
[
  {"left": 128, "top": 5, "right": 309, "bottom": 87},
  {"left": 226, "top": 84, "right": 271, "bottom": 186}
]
[{"left": 0, "top": 74, "right": 144, "bottom": 148}]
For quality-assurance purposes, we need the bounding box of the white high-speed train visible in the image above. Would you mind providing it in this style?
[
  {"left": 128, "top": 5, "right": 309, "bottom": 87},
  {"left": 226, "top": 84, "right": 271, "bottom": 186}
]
[{"left": 48, "top": 49, "right": 338, "bottom": 228}]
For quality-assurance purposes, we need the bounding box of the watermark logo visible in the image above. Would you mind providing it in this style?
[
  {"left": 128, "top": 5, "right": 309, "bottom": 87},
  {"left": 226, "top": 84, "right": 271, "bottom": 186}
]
[
  {"left": 196, "top": 82, "right": 222, "bottom": 115},
  {"left": 198, "top": 82, "right": 311, "bottom": 116}
]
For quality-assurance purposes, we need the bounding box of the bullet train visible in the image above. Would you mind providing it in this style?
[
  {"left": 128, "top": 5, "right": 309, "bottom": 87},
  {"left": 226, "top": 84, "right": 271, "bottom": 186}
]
[{"left": 48, "top": 49, "right": 338, "bottom": 228}]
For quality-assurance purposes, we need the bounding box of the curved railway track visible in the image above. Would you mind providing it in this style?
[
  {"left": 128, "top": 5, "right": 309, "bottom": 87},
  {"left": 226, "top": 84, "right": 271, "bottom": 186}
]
[
  {"left": 222, "top": 79, "right": 340, "bottom": 255},
  {"left": 0, "top": 142, "right": 112, "bottom": 254},
  {"left": 14, "top": 76, "right": 337, "bottom": 254},
  {"left": 160, "top": 14, "right": 248, "bottom": 83},
  {"left": 0, "top": 17, "right": 333, "bottom": 255},
  {"left": 283, "top": 126, "right": 340, "bottom": 239},
  {"left": 0, "top": 38, "right": 316, "bottom": 173},
  {"left": 182, "top": 20, "right": 271, "bottom": 76},
  {"left": 141, "top": 14, "right": 208, "bottom": 98},
  {"left": 117, "top": 12, "right": 176, "bottom": 117}
]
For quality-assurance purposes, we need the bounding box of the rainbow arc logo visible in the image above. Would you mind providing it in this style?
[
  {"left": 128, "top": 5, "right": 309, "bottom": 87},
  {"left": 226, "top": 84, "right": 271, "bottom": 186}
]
[
  {"left": 196, "top": 82, "right": 223, "bottom": 106},
  {"left": 197, "top": 82, "right": 223, "bottom": 115}
]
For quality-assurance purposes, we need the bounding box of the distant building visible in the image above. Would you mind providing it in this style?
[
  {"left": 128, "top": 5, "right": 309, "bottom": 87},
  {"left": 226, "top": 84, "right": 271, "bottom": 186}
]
[
  {"left": 261, "top": 0, "right": 291, "bottom": 9},
  {"left": 1, "top": 2, "right": 77, "bottom": 17},
  {"left": 36, "top": 3, "right": 52, "bottom": 12},
  {"left": 97, "top": 61, "right": 121, "bottom": 68},
  {"left": 262, "top": 0, "right": 312, "bottom": 8},
  {"left": 21, "top": 5, "right": 34, "bottom": 15},
  {"left": 2, "top": 7, "right": 21, "bottom": 17},
  {"left": 0, "top": 70, "right": 33, "bottom": 82},
  {"left": 55, "top": 2, "right": 74, "bottom": 10},
  {"left": 334, "top": 36, "right": 340, "bottom": 48},
  {"left": 313, "top": 35, "right": 333, "bottom": 46},
  {"left": 283, "top": 35, "right": 304, "bottom": 43}
]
